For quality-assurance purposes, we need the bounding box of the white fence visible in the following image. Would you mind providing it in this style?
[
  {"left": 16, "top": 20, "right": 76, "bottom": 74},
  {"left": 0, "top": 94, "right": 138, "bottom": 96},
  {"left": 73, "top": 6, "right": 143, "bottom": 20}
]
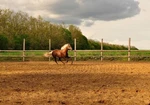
[{"left": 0, "top": 38, "right": 150, "bottom": 61}]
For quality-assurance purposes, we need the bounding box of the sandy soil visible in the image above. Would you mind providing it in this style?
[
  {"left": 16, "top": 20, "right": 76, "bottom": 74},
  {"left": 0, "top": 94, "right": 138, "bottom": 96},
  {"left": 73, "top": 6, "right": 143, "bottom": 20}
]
[{"left": 0, "top": 61, "right": 150, "bottom": 105}]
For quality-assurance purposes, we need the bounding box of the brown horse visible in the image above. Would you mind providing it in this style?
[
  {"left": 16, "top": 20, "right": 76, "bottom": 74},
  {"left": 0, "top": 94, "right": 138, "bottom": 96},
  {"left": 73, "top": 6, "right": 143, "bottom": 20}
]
[{"left": 44, "top": 44, "right": 73, "bottom": 64}]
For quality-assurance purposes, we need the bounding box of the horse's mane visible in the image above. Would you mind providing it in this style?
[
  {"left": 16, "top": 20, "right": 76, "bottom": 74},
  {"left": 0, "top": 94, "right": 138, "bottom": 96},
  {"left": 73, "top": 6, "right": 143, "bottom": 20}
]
[{"left": 61, "top": 44, "right": 69, "bottom": 50}]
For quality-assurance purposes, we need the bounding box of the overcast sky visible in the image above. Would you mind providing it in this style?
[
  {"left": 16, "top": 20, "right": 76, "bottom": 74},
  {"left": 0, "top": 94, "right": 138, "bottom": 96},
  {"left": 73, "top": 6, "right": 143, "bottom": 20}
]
[{"left": 0, "top": 0, "right": 150, "bottom": 49}]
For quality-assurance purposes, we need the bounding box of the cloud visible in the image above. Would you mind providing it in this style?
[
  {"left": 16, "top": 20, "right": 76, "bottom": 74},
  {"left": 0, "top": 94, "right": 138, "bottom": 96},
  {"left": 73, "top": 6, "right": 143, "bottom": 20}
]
[
  {"left": 81, "top": 20, "right": 95, "bottom": 27},
  {"left": 45, "top": 16, "right": 82, "bottom": 25},
  {"left": 0, "top": 0, "right": 140, "bottom": 26},
  {"left": 50, "top": 0, "right": 140, "bottom": 26}
]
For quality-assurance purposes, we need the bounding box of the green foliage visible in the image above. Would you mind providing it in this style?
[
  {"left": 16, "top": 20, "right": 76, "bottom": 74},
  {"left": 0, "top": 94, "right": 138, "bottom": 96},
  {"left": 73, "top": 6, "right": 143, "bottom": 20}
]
[
  {"left": 69, "top": 25, "right": 90, "bottom": 50},
  {"left": 88, "top": 39, "right": 138, "bottom": 50},
  {"left": 131, "top": 46, "right": 138, "bottom": 50},
  {"left": 0, "top": 34, "right": 8, "bottom": 50},
  {"left": 0, "top": 9, "right": 138, "bottom": 50},
  {"left": 63, "top": 28, "right": 73, "bottom": 47},
  {"left": 13, "top": 34, "right": 30, "bottom": 50},
  {"left": 88, "top": 39, "right": 101, "bottom": 49}
]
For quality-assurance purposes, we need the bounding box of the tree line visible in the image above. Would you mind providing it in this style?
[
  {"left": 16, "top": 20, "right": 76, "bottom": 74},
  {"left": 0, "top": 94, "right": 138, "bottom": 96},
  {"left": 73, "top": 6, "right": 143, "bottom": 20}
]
[{"left": 0, "top": 9, "right": 138, "bottom": 50}]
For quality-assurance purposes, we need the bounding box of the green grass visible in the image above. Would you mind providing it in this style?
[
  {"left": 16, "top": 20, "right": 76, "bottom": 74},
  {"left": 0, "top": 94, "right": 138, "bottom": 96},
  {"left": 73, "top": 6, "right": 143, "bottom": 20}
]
[
  {"left": 69, "top": 50, "right": 150, "bottom": 61},
  {"left": 0, "top": 50, "right": 150, "bottom": 61},
  {"left": 0, "top": 51, "right": 22, "bottom": 56}
]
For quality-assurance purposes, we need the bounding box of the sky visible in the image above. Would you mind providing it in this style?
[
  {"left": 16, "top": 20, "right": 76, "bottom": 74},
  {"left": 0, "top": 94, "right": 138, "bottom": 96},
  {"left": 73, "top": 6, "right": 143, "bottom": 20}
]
[{"left": 0, "top": 0, "right": 150, "bottom": 49}]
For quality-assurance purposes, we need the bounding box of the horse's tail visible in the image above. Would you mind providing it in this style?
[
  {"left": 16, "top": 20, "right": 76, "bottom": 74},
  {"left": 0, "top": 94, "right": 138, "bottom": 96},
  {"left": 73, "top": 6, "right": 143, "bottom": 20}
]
[
  {"left": 49, "top": 51, "right": 53, "bottom": 55},
  {"left": 43, "top": 51, "right": 53, "bottom": 57}
]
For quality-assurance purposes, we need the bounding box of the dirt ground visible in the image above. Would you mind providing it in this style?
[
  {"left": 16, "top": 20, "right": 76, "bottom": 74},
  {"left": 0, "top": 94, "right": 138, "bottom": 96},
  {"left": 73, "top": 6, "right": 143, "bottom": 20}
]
[{"left": 0, "top": 61, "right": 150, "bottom": 105}]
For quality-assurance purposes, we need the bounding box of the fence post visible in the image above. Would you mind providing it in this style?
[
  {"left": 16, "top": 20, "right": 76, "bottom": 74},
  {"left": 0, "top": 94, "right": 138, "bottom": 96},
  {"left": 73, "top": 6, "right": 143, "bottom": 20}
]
[
  {"left": 101, "top": 39, "right": 103, "bottom": 61},
  {"left": 128, "top": 38, "right": 131, "bottom": 61},
  {"left": 49, "top": 39, "right": 51, "bottom": 61},
  {"left": 74, "top": 38, "right": 76, "bottom": 61},
  {"left": 23, "top": 39, "right": 25, "bottom": 61}
]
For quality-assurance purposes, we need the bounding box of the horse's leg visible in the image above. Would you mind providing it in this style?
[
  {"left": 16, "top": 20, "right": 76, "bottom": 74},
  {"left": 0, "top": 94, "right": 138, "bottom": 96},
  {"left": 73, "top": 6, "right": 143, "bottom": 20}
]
[
  {"left": 66, "top": 57, "right": 73, "bottom": 64},
  {"left": 66, "top": 57, "right": 69, "bottom": 63},
  {"left": 59, "top": 58, "right": 65, "bottom": 64},
  {"left": 54, "top": 57, "right": 58, "bottom": 64},
  {"left": 70, "top": 57, "right": 73, "bottom": 64}
]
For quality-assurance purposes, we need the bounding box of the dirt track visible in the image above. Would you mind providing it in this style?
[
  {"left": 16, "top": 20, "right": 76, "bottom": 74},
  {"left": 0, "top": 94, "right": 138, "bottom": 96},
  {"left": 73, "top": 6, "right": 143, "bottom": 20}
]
[{"left": 0, "top": 61, "right": 150, "bottom": 105}]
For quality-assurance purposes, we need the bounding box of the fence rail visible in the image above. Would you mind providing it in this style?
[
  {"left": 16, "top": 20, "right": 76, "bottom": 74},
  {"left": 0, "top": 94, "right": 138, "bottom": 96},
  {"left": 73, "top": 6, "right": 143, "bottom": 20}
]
[
  {"left": 0, "top": 49, "right": 150, "bottom": 61},
  {"left": 0, "top": 38, "right": 150, "bottom": 61}
]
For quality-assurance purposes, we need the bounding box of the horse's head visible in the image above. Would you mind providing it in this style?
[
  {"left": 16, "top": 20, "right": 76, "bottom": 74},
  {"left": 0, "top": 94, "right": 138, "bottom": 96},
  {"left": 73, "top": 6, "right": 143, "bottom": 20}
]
[
  {"left": 67, "top": 44, "right": 72, "bottom": 50},
  {"left": 61, "top": 44, "right": 72, "bottom": 50}
]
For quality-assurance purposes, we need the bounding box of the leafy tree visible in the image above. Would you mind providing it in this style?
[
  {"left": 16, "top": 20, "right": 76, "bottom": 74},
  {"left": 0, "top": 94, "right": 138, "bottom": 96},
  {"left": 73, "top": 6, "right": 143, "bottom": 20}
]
[
  {"left": 88, "top": 39, "right": 101, "bottom": 49},
  {"left": 0, "top": 9, "right": 138, "bottom": 50},
  {"left": 0, "top": 34, "right": 8, "bottom": 50},
  {"left": 13, "top": 34, "right": 30, "bottom": 50},
  {"left": 62, "top": 28, "right": 73, "bottom": 46},
  {"left": 69, "top": 25, "right": 90, "bottom": 49}
]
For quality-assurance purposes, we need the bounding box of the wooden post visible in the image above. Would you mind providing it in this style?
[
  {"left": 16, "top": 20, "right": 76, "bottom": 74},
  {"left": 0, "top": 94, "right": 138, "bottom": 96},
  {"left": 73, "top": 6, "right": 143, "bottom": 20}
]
[
  {"left": 74, "top": 38, "right": 76, "bottom": 61},
  {"left": 23, "top": 39, "right": 25, "bottom": 61},
  {"left": 49, "top": 39, "right": 51, "bottom": 61},
  {"left": 101, "top": 39, "right": 103, "bottom": 61},
  {"left": 128, "top": 38, "right": 131, "bottom": 61}
]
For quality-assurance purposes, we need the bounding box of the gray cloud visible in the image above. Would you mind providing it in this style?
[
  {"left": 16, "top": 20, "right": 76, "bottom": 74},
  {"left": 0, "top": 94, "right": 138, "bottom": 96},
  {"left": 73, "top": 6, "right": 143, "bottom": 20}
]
[
  {"left": 50, "top": 0, "right": 140, "bottom": 25},
  {"left": 45, "top": 16, "right": 82, "bottom": 25},
  {"left": 82, "top": 20, "right": 95, "bottom": 27},
  {"left": 0, "top": 0, "right": 140, "bottom": 26}
]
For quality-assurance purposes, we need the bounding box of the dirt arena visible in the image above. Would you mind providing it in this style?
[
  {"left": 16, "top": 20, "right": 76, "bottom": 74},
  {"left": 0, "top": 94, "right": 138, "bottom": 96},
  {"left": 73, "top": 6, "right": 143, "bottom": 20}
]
[{"left": 0, "top": 61, "right": 150, "bottom": 105}]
